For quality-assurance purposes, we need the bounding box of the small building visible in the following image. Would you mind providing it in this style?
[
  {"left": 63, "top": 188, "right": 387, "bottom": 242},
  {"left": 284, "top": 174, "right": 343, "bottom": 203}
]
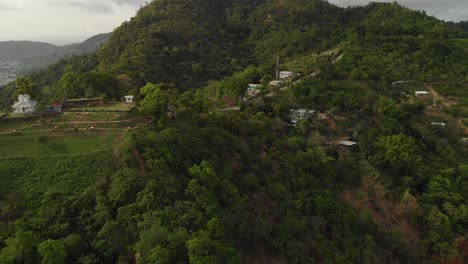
[
  {"left": 338, "top": 141, "right": 357, "bottom": 147},
  {"left": 12, "top": 94, "right": 37, "bottom": 114},
  {"left": 46, "top": 103, "right": 63, "bottom": 113},
  {"left": 415, "top": 91, "right": 430, "bottom": 97},
  {"left": 290, "top": 109, "right": 315, "bottom": 124},
  {"left": 430, "top": 122, "right": 446, "bottom": 127},
  {"left": 338, "top": 141, "right": 358, "bottom": 152},
  {"left": 279, "top": 71, "right": 294, "bottom": 79},
  {"left": 247, "top": 84, "right": 263, "bottom": 96},
  {"left": 269, "top": 80, "right": 284, "bottom": 87},
  {"left": 124, "top": 95, "right": 134, "bottom": 103}
]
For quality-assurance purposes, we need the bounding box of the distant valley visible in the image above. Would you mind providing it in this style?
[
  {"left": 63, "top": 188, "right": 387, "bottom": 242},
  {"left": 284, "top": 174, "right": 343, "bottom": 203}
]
[{"left": 0, "top": 33, "right": 109, "bottom": 86}]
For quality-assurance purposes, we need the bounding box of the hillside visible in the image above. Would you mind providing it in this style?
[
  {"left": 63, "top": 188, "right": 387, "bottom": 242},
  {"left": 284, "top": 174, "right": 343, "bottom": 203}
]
[
  {"left": 0, "top": 33, "right": 109, "bottom": 86},
  {"left": 0, "top": 0, "right": 467, "bottom": 263}
]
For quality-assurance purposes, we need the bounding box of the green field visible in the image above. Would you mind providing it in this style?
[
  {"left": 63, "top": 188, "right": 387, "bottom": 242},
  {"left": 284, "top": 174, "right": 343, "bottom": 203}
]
[
  {"left": 453, "top": 38, "right": 468, "bottom": 52},
  {"left": 0, "top": 110, "right": 149, "bottom": 158},
  {"left": 0, "top": 130, "right": 121, "bottom": 158},
  {"left": 68, "top": 103, "right": 134, "bottom": 112}
]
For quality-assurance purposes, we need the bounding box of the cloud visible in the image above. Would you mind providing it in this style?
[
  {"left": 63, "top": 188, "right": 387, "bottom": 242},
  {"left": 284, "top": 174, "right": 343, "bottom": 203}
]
[
  {"left": 328, "top": 0, "right": 468, "bottom": 22},
  {"left": 61, "top": 1, "right": 114, "bottom": 13},
  {"left": 0, "top": 1, "right": 20, "bottom": 11},
  {"left": 56, "top": 0, "right": 146, "bottom": 13},
  {"left": 110, "top": 0, "right": 145, "bottom": 6}
]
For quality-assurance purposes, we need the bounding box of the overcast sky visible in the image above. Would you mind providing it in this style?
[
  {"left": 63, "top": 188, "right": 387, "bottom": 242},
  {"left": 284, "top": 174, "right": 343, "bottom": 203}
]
[
  {"left": 0, "top": 0, "right": 145, "bottom": 45},
  {"left": 0, "top": 0, "right": 466, "bottom": 45},
  {"left": 329, "top": 0, "right": 467, "bottom": 22}
]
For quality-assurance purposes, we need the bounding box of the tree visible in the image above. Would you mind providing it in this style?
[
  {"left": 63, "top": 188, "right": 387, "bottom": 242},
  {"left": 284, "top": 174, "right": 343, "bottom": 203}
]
[
  {"left": 56, "top": 73, "right": 82, "bottom": 99},
  {"left": 81, "top": 71, "right": 118, "bottom": 99},
  {"left": 38, "top": 240, "right": 67, "bottom": 264},
  {"left": 94, "top": 221, "right": 128, "bottom": 261},
  {"left": 139, "top": 83, "right": 170, "bottom": 118},
  {"left": 13, "top": 77, "right": 38, "bottom": 98},
  {"left": 374, "top": 134, "right": 420, "bottom": 174},
  {"left": 186, "top": 219, "right": 239, "bottom": 264},
  {"left": 0, "top": 230, "right": 39, "bottom": 263}
]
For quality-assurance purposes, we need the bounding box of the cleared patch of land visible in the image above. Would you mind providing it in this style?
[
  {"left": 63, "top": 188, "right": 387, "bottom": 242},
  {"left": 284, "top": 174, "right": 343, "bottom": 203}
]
[
  {"left": 282, "top": 53, "right": 319, "bottom": 74},
  {"left": 0, "top": 130, "right": 121, "bottom": 158},
  {"left": 0, "top": 111, "right": 150, "bottom": 158},
  {"left": 67, "top": 103, "right": 134, "bottom": 112}
]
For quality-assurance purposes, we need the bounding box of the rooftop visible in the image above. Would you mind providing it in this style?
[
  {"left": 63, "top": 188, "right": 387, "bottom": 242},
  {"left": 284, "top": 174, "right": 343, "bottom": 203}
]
[{"left": 338, "top": 141, "right": 357, "bottom": 147}]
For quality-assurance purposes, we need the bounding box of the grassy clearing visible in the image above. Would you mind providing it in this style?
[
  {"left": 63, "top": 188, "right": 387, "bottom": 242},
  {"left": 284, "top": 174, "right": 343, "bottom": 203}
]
[
  {"left": 453, "top": 38, "right": 468, "bottom": 47},
  {"left": 0, "top": 111, "right": 145, "bottom": 130},
  {"left": 282, "top": 53, "right": 320, "bottom": 74},
  {"left": 453, "top": 38, "right": 468, "bottom": 53},
  {"left": 0, "top": 109, "right": 147, "bottom": 158},
  {"left": 51, "top": 110, "right": 142, "bottom": 122},
  {"left": 0, "top": 130, "right": 121, "bottom": 158},
  {"left": 68, "top": 103, "right": 134, "bottom": 112}
]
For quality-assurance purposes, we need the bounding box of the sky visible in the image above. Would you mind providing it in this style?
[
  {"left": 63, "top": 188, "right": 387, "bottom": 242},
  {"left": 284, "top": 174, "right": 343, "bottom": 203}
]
[
  {"left": 0, "top": 0, "right": 466, "bottom": 45},
  {"left": 329, "top": 0, "right": 467, "bottom": 22},
  {"left": 0, "top": 0, "right": 146, "bottom": 45}
]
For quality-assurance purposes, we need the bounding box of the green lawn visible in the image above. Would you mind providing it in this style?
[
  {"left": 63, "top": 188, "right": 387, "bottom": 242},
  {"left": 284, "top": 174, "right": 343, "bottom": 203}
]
[
  {"left": 68, "top": 103, "right": 134, "bottom": 112},
  {"left": 453, "top": 38, "right": 468, "bottom": 52},
  {"left": 51, "top": 110, "right": 142, "bottom": 122},
  {"left": 0, "top": 130, "right": 121, "bottom": 158},
  {"left": 453, "top": 38, "right": 468, "bottom": 46}
]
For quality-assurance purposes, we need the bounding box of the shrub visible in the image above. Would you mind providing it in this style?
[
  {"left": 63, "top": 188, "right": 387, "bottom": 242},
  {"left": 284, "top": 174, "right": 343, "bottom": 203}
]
[{"left": 37, "top": 135, "right": 48, "bottom": 143}]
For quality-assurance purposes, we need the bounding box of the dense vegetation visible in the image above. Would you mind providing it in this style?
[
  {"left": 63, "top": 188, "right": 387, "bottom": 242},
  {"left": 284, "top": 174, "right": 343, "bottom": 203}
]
[{"left": 0, "top": 0, "right": 467, "bottom": 263}]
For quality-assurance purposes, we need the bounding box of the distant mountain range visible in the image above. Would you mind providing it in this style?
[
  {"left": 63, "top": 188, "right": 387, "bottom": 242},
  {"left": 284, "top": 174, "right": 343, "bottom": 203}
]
[{"left": 0, "top": 33, "right": 109, "bottom": 86}]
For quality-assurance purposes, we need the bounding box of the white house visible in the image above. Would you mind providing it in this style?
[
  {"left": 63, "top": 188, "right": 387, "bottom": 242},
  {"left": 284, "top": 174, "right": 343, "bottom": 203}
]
[
  {"left": 279, "top": 71, "right": 294, "bottom": 79},
  {"left": 124, "top": 95, "right": 134, "bottom": 103},
  {"left": 430, "top": 122, "right": 446, "bottom": 127},
  {"left": 290, "top": 109, "right": 315, "bottom": 124},
  {"left": 415, "top": 91, "right": 430, "bottom": 97},
  {"left": 12, "top": 94, "right": 37, "bottom": 114},
  {"left": 338, "top": 141, "right": 357, "bottom": 147},
  {"left": 247, "top": 84, "right": 263, "bottom": 96}
]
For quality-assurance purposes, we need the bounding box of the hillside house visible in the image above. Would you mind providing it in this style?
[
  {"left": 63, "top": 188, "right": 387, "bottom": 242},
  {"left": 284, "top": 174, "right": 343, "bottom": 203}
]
[
  {"left": 338, "top": 141, "right": 357, "bottom": 150},
  {"left": 247, "top": 84, "right": 263, "bottom": 96},
  {"left": 124, "top": 95, "right": 134, "bottom": 103},
  {"left": 290, "top": 109, "right": 315, "bottom": 124},
  {"left": 269, "top": 80, "right": 284, "bottom": 87},
  {"left": 415, "top": 91, "right": 430, "bottom": 97},
  {"left": 279, "top": 71, "right": 294, "bottom": 79},
  {"left": 12, "top": 94, "right": 37, "bottom": 114},
  {"left": 430, "top": 122, "right": 446, "bottom": 127},
  {"left": 46, "top": 102, "right": 63, "bottom": 113}
]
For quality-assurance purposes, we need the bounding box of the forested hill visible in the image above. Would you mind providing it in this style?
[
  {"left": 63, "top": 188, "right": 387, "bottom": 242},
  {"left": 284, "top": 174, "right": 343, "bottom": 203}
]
[
  {"left": 1, "top": 0, "right": 465, "bottom": 107},
  {"left": 0, "top": 1, "right": 467, "bottom": 263},
  {"left": 0, "top": 33, "right": 109, "bottom": 86},
  {"left": 0, "top": 34, "right": 109, "bottom": 62}
]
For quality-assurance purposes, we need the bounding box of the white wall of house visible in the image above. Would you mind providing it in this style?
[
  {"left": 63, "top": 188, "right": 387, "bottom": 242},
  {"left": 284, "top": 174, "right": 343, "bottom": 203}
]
[
  {"left": 279, "top": 71, "right": 294, "bottom": 79},
  {"left": 12, "top": 94, "right": 37, "bottom": 114}
]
